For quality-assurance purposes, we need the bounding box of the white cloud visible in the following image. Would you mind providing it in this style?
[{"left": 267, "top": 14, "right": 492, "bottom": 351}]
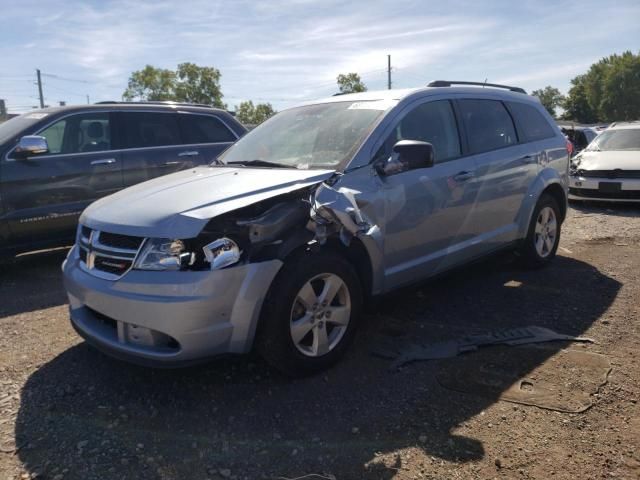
[{"left": 1, "top": 0, "right": 639, "bottom": 112}]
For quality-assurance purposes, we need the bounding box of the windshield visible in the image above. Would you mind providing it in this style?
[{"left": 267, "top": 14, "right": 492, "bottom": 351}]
[
  {"left": 0, "top": 112, "right": 49, "bottom": 145},
  {"left": 218, "top": 101, "right": 392, "bottom": 169},
  {"left": 587, "top": 128, "right": 640, "bottom": 151}
]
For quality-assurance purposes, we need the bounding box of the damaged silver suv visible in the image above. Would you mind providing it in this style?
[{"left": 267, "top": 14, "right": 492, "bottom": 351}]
[{"left": 63, "top": 80, "right": 569, "bottom": 376}]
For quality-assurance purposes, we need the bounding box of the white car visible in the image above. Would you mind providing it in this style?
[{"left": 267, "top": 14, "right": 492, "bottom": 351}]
[{"left": 569, "top": 122, "right": 640, "bottom": 202}]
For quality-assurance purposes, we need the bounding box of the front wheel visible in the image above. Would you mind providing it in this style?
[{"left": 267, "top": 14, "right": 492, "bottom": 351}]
[
  {"left": 257, "top": 251, "right": 362, "bottom": 377},
  {"left": 518, "top": 193, "right": 562, "bottom": 268}
]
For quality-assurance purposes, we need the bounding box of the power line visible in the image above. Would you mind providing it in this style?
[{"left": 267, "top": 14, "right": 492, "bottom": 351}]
[
  {"left": 41, "top": 73, "right": 90, "bottom": 84},
  {"left": 44, "top": 83, "right": 89, "bottom": 98}
]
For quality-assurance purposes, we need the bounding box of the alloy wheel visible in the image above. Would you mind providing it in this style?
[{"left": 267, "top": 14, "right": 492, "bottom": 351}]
[
  {"left": 289, "top": 273, "right": 351, "bottom": 357},
  {"left": 534, "top": 206, "right": 557, "bottom": 258}
]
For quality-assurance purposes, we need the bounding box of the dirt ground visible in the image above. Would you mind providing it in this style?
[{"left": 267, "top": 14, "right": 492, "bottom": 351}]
[{"left": 1, "top": 202, "right": 639, "bottom": 480}]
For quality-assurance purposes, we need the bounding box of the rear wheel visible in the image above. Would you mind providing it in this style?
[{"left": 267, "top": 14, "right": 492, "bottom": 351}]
[
  {"left": 257, "top": 251, "right": 362, "bottom": 377},
  {"left": 518, "top": 193, "right": 562, "bottom": 268}
]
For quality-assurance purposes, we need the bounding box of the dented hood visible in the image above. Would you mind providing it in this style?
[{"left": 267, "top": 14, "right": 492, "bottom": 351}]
[
  {"left": 576, "top": 150, "right": 640, "bottom": 171},
  {"left": 81, "top": 165, "right": 334, "bottom": 238}
]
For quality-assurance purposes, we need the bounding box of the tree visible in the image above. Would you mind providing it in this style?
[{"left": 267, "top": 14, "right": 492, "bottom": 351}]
[
  {"left": 122, "top": 65, "right": 176, "bottom": 101},
  {"left": 336, "top": 73, "right": 367, "bottom": 94},
  {"left": 562, "top": 51, "right": 640, "bottom": 123},
  {"left": 591, "top": 51, "right": 640, "bottom": 122},
  {"left": 123, "top": 63, "right": 225, "bottom": 107},
  {"left": 173, "top": 63, "right": 224, "bottom": 108},
  {"left": 562, "top": 76, "right": 599, "bottom": 123},
  {"left": 531, "top": 86, "right": 565, "bottom": 117},
  {"left": 235, "top": 101, "right": 276, "bottom": 125}
]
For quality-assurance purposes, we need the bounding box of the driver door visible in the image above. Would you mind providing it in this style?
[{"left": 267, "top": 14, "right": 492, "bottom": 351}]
[
  {"left": 378, "top": 99, "right": 480, "bottom": 290},
  {"left": 1, "top": 112, "right": 122, "bottom": 246}
]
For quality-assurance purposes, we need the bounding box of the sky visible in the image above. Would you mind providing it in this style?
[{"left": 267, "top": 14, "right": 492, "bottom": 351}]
[{"left": 1, "top": 0, "right": 639, "bottom": 114}]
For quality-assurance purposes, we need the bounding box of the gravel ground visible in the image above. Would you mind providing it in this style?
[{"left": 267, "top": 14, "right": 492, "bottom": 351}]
[{"left": 1, "top": 203, "right": 639, "bottom": 480}]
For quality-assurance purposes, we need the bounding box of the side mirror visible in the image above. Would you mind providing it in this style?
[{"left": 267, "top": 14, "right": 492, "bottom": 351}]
[
  {"left": 14, "top": 135, "right": 49, "bottom": 159},
  {"left": 375, "top": 140, "right": 435, "bottom": 176}
]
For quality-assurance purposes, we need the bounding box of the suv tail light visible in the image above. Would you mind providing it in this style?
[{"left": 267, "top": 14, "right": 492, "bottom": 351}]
[{"left": 566, "top": 139, "right": 574, "bottom": 157}]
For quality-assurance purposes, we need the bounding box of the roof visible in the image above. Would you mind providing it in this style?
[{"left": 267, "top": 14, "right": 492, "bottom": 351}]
[
  {"left": 609, "top": 121, "right": 640, "bottom": 130},
  {"left": 21, "top": 102, "right": 230, "bottom": 116},
  {"left": 296, "top": 82, "right": 536, "bottom": 109}
]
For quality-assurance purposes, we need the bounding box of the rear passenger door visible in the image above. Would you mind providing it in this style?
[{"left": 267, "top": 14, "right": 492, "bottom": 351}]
[
  {"left": 456, "top": 98, "right": 531, "bottom": 249},
  {"left": 119, "top": 111, "right": 188, "bottom": 187},
  {"left": 177, "top": 112, "right": 238, "bottom": 164}
]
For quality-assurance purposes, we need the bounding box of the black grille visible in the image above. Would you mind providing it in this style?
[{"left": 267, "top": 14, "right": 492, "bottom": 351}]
[
  {"left": 77, "top": 226, "right": 143, "bottom": 278},
  {"left": 98, "top": 232, "right": 144, "bottom": 250},
  {"left": 570, "top": 187, "right": 640, "bottom": 199},
  {"left": 86, "top": 307, "right": 117, "bottom": 331},
  {"left": 578, "top": 169, "right": 640, "bottom": 179}
]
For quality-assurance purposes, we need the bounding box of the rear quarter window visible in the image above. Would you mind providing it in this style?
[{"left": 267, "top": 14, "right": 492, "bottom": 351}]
[
  {"left": 178, "top": 114, "right": 236, "bottom": 144},
  {"left": 508, "top": 102, "right": 556, "bottom": 142}
]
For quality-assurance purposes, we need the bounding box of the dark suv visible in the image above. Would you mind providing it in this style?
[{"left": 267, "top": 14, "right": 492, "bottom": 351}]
[{"left": 0, "top": 102, "right": 246, "bottom": 257}]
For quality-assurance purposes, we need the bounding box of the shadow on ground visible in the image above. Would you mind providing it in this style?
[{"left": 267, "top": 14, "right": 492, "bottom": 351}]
[
  {"left": 0, "top": 248, "right": 69, "bottom": 318},
  {"left": 15, "top": 253, "right": 620, "bottom": 479}
]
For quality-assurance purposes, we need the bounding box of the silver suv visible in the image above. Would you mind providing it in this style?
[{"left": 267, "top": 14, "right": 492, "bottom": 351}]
[{"left": 62, "top": 81, "right": 569, "bottom": 376}]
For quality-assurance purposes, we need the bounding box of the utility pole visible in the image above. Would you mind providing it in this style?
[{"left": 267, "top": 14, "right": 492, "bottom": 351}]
[
  {"left": 387, "top": 55, "right": 392, "bottom": 90},
  {"left": 86, "top": 94, "right": 90, "bottom": 105},
  {"left": 36, "top": 69, "right": 45, "bottom": 108}
]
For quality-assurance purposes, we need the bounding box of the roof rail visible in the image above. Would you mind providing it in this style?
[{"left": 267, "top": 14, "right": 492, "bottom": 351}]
[
  {"left": 427, "top": 80, "right": 527, "bottom": 94},
  {"left": 94, "top": 100, "right": 219, "bottom": 109}
]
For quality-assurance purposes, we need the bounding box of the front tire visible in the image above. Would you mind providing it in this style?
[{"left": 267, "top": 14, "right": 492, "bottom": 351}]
[
  {"left": 257, "top": 251, "right": 362, "bottom": 377},
  {"left": 518, "top": 193, "right": 562, "bottom": 268}
]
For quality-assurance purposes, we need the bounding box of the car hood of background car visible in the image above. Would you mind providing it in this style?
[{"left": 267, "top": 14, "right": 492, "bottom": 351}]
[
  {"left": 576, "top": 150, "right": 640, "bottom": 171},
  {"left": 81, "top": 166, "right": 335, "bottom": 239}
]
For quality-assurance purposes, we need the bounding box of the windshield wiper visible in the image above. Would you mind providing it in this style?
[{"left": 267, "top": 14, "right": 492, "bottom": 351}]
[{"left": 227, "top": 159, "right": 292, "bottom": 168}]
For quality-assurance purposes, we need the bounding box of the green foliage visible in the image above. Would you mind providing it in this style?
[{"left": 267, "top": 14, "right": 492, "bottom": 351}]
[
  {"left": 531, "top": 86, "right": 565, "bottom": 117},
  {"left": 563, "top": 51, "right": 640, "bottom": 123},
  {"left": 336, "top": 73, "right": 367, "bottom": 94},
  {"left": 123, "top": 63, "right": 225, "bottom": 108},
  {"left": 122, "top": 65, "right": 176, "bottom": 101},
  {"left": 235, "top": 100, "right": 276, "bottom": 126},
  {"left": 561, "top": 76, "right": 599, "bottom": 123}
]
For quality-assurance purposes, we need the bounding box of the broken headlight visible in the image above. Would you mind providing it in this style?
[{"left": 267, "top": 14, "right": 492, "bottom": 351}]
[
  {"left": 133, "top": 236, "right": 242, "bottom": 272},
  {"left": 134, "top": 238, "right": 194, "bottom": 271},
  {"left": 202, "top": 238, "right": 241, "bottom": 270}
]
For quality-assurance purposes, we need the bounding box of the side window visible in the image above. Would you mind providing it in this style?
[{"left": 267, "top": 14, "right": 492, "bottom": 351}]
[
  {"left": 38, "top": 120, "right": 66, "bottom": 154},
  {"left": 178, "top": 114, "right": 236, "bottom": 144},
  {"left": 380, "top": 100, "right": 461, "bottom": 163},
  {"left": 38, "top": 113, "right": 111, "bottom": 154},
  {"left": 459, "top": 99, "right": 517, "bottom": 154},
  {"left": 508, "top": 102, "right": 555, "bottom": 142},
  {"left": 122, "top": 112, "right": 181, "bottom": 148}
]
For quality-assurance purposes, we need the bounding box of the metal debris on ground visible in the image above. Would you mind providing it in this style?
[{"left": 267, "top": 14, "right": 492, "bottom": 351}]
[{"left": 372, "top": 326, "right": 594, "bottom": 369}]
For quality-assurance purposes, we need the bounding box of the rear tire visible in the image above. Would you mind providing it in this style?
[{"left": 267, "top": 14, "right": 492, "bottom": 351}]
[
  {"left": 518, "top": 193, "right": 562, "bottom": 268},
  {"left": 257, "top": 251, "right": 362, "bottom": 377}
]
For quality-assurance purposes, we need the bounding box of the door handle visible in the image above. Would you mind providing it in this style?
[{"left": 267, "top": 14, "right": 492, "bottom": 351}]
[
  {"left": 163, "top": 161, "right": 181, "bottom": 166},
  {"left": 178, "top": 150, "right": 199, "bottom": 157},
  {"left": 453, "top": 171, "right": 475, "bottom": 182},
  {"left": 90, "top": 158, "right": 117, "bottom": 166},
  {"left": 520, "top": 155, "right": 537, "bottom": 164}
]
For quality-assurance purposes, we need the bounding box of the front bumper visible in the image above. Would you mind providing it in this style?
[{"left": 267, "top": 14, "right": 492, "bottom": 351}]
[
  {"left": 568, "top": 175, "right": 640, "bottom": 202},
  {"left": 62, "top": 249, "right": 282, "bottom": 366}
]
